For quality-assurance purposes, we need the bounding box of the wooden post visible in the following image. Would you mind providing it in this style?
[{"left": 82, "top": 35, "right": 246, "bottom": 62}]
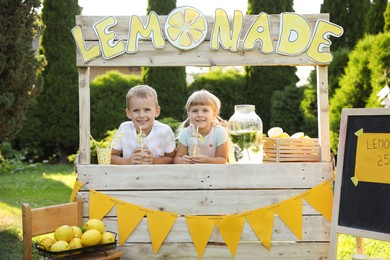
[
  {"left": 356, "top": 236, "right": 365, "bottom": 254},
  {"left": 316, "top": 65, "right": 331, "bottom": 162},
  {"left": 78, "top": 67, "right": 90, "bottom": 164}
]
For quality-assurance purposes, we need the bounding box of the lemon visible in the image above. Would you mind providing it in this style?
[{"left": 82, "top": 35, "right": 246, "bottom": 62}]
[
  {"left": 69, "top": 237, "right": 83, "bottom": 249},
  {"left": 291, "top": 132, "right": 305, "bottom": 138},
  {"left": 54, "top": 225, "right": 74, "bottom": 242},
  {"left": 99, "top": 231, "right": 115, "bottom": 244},
  {"left": 85, "top": 219, "right": 105, "bottom": 233},
  {"left": 39, "top": 237, "right": 56, "bottom": 250},
  {"left": 277, "top": 132, "right": 290, "bottom": 138},
  {"left": 50, "top": 240, "right": 70, "bottom": 252},
  {"left": 81, "top": 229, "right": 102, "bottom": 247},
  {"left": 72, "top": 226, "right": 83, "bottom": 238},
  {"left": 165, "top": 6, "right": 208, "bottom": 50},
  {"left": 267, "top": 127, "right": 283, "bottom": 138}
]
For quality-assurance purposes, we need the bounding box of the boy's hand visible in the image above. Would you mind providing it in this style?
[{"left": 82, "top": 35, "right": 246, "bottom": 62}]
[
  {"left": 130, "top": 148, "right": 146, "bottom": 164},
  {"left": 141, "top": 149, "right": 153, "bottom": 164}
]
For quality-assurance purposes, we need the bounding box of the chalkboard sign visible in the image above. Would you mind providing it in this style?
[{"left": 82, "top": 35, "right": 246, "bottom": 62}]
[{"left": 330, "top": 108, "right": 390, "bottom": 256}]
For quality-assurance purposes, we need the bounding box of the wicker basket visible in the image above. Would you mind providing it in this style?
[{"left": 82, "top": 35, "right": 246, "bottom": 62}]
[{"left": 263, "top": 137, "right": 320, "bottom": 162}]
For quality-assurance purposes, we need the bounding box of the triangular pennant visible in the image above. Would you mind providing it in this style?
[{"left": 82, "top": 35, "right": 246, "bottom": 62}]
[
  {"left": 274, "top": 197, "right": 303, "bottom": 240},
  {"left": 147, "top": 210, "right": 178, "bottom": 254},
  {"left": 304, "top": 180, "right": 333, "bottom": 222},
  {"left": 215, "top": 214, "right": 245, "bottom": 257},
  {"left": 89, "top": 190, "right": 117, "bottom": 220},
  {"left": 69, "top": 180, "right": 83, "bottom": 202},
  {"left": 185, "top": 215, "right": 216, "bottom": 258},
  {"left": 351, "top": 176, "right": 359, "bottom": 186},
  {"left": 117, "top": 201, "right": 145, "bottom": 246},
  {"left": 244, "top": 208, "right": 274, "bottom": 251}
]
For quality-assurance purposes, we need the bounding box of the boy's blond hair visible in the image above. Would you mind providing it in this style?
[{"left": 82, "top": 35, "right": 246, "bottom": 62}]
[{"left": 126, "top": 85, "right": 159, "bottom": 109}]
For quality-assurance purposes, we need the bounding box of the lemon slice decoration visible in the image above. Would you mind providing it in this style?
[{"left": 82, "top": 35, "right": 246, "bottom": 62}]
[{"left": 165, "top": 6, "right": 208, "bottom": 50}]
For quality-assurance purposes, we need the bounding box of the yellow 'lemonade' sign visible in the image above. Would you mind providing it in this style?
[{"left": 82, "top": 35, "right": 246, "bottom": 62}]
[
  {"left": 355, "top": 132, "right": 390, "bottom": 184},
  {"left": 72, "top": 7, "right": 343, "bottom": 64}
]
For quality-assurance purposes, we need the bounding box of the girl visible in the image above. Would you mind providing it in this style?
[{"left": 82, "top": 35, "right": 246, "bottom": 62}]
[{"left": 173, "top": 89, "right": 228, "bottom": 164}]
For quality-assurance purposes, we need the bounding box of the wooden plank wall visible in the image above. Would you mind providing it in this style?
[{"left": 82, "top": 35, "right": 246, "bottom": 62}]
[
  {"left": 75, "top": 14, "right": 329, "bottom": 67},
  {"left": 77, "top": 163, "right": 333, "bottom": 259}
]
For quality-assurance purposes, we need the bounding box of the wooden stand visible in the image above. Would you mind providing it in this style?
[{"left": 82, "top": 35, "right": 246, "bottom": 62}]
[{"left": 75, "top": 13, "right": 333, "bottom": 259}]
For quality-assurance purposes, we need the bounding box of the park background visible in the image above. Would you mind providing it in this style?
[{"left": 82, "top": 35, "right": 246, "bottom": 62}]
[{"left": 0, "top": 0, "right": 389, "bottom": 259}]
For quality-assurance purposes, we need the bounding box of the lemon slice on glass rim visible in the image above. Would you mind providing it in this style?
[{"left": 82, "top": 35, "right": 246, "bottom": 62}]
[{"left": 164, "top": 6, "right": 208, "bottom": 50}]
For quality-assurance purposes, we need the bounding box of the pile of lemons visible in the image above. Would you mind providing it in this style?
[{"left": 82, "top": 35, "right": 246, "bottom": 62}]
[
  {"left": 267, "top": 127, "right": 308, "bottom": 138},
  {"left": 39, "top": 219, "right": 115, "bottom": 253}
]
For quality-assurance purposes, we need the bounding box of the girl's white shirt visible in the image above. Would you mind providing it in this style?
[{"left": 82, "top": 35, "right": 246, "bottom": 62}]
[{"left": 111, "top": 120, "right": 176, "bottom": 158}]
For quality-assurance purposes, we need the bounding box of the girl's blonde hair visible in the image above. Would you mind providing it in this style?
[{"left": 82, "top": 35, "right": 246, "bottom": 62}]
[{"left": 177, "top": 89, "right": 227, "bottom": 134}]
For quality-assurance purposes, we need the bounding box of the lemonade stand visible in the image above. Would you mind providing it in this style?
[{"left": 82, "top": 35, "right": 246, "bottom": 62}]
[{"left": 72, "top": 7, "right": 342, "bottom": 259}]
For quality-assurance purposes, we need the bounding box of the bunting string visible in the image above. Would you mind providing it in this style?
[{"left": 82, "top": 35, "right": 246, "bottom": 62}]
[{"left": 70, "top": 179, "right": 333, "bottom": 258}]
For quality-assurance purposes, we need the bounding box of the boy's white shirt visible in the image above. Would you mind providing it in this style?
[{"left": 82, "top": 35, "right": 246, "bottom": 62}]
[{"left": 111, "top": 120, "right": 176, "bottom": 158}]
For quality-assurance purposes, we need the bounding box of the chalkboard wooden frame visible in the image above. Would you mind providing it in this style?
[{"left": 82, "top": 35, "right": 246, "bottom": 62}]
[{"left": 329, "top": 108, "right": 390, "bottom": 259}]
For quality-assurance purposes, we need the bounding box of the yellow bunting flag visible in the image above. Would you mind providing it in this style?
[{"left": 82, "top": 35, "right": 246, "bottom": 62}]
[
  {"left": 304, "top": 180, "right": 333, "bottom": 222},
  {"left": 69, "top": 180, "right": 83, "bottom": 202},
  {"left": 215, "top": 214, "right": 245, "bottom": 257},
  {"left": 185, "top": 215, "right": 216, "bottom": 258},
  {"left": 147, "top": 210, "right": 178, "bottom": 254},
  {"left": 89, "top": 190, "right": 117, "bottom": 220},
  {"left": 244, "top": 208, "right": 274, "bottom": 251},
  {"left": 274, "top": 197, "right": 303, "bottom": 240},
  {"left": 117, "top": 201, "right": 146, "bottom": 246}
]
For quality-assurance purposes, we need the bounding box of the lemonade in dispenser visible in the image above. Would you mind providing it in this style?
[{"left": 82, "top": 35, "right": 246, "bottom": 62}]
[{"left": 228, "top": 105, "right": 263, "bottom": 163}]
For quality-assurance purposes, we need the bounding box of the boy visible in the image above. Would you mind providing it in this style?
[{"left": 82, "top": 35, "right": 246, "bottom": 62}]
[{"left": 111, "top": 85, "right": 176, "bottom": 164}]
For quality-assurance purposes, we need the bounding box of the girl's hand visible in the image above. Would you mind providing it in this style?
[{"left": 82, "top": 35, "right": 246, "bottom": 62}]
[
  {"left": 181, "top": 155, "right": 194, "bottom": 164},
  {"left": 191, "top": 154, "right": 209, "bottom": 164}
]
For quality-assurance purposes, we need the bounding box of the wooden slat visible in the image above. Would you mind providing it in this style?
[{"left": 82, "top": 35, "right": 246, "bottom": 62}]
[
  {"left": 79, "top": 189, "right": 325, "bottom": 215},
  {"left": 74, "top": 14, "right": 330, "bottom": 67},
  {"left": 317, "top": 66, "right": 331, "bottom": 162},
  {"left": 78, "top": 67, "right": 91, "bottom": 164},
  {"left": 76, "top": 163, "right": 333, "bottom": 190},
  {"left": 75, "top": 14, "right": 329, "bottom": 41},
  {"left": 30, "top": 202, "right": 81, "bottom": 236},
  {"left": 76, "top": 43, "right": 321, "bottom": 67},
  {"left": 97, "top": 216, "right": 330, "bottom": 243},
  {"left": 111, "top": 242, "right": 330, "bottom": 259}
]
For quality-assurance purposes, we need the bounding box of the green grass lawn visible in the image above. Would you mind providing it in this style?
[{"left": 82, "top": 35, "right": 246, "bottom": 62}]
[
  {"left": 0, "top": 163, "right": 389, "bottom": 259},
  {"left": 0, "top": 163, "right": 77, "bottom": 260}
]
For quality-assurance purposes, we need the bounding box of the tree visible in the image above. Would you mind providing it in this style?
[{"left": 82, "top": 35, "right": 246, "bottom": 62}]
[
  {"left": 245, "top": 0, "right": 298, "bottom": 132},
  {"left": 90, "top": 72, "right": 143, "bottom": 140},
  {"left": 365, "top": 0, "right": 388, "bottom": 35},
  {"left": 384, "top": 2, "right": 390, "bottom": 32},
  {"left": 0, "top": 0, "right": 45, "bottom": 141},
  {"left": 143, "top": 0, "right": 187, "bottom": 120},
  {"left": 188, "top": 68, "right": 246, "bottom": 120},
  {"left": 321, "top": 0, "right": 370, "bottom": 50},
  {"left": 270, "top": 84, "right": 305, "bottom": 135},
  {"left": 329, "top": 32, "right": 390, "bottom": 154},
  {"left": 13, "top": 0, "right": 81, "bottom": 161}
]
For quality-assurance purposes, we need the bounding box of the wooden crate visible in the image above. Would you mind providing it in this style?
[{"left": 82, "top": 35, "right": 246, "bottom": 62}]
[{"left": 263, "top": 137, "right": 320, "bottom": 163}]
